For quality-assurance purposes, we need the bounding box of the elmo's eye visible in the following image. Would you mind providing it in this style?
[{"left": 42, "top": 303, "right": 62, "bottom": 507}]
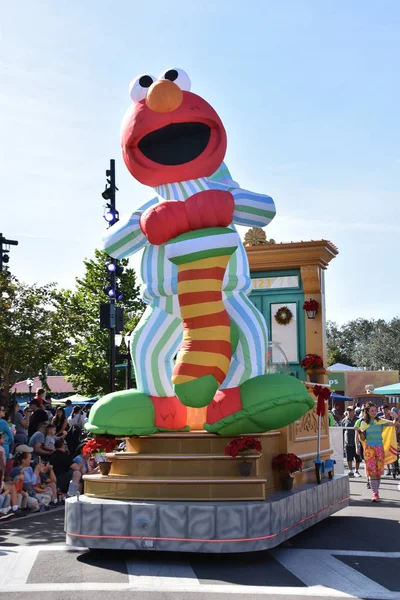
[
  {"left": 129, "top": 74, "right": 156, "bottom": 102},
  {"left": 159, "top": 68, "right": 191, "bottom": 91}
]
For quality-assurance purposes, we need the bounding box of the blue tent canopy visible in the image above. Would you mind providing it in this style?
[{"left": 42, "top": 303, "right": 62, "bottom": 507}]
[{"left": 330, "top": 392, "right": 353, "bottom": 402}]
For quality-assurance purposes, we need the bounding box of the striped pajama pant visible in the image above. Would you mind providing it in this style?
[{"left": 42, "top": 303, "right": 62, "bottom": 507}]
[{"left": 130, "top": 292, "right": 268, "bottom": 398}]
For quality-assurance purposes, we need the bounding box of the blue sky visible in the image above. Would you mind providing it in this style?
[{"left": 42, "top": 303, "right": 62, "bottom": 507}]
[{"left": 1, "top": 1, "right": 399, "bottom": 324}]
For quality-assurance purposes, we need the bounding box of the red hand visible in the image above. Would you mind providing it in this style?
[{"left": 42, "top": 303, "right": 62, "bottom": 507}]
[
  {"left": 140, "top": 190, "right": 235, "bottom": 245},
  {"left": 185, "top": 190, "right": 234, "bottom": 230}
]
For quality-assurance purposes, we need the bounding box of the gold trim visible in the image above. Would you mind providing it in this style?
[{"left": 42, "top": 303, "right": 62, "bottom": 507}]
[
  {"left": 83, "top": 475, "right": 266, "bottom": 484},
  {"left": 125, "top": 431, "right": 280, "bottom": 439},
  {"left": 107, "top": 453, "right": 262, "bottom": 461}
]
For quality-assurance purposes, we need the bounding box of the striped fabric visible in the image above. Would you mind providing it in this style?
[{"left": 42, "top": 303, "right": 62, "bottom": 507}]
[
  {"left": 130, "top": 306, "right": 182, "bottom": 397},
  {"left": 141, "top": 223, "right": 252, "bottom": 314},
  {"left": 104, "top": 162, "right": 272, "bottom": 399},
  {"left": 221, "top": 291, "right": 267, "bottom": 388},
  {"left": 129, "top": 290, "right": 267, "bottom": 397},
  {"left": 167, "top": 229, "right": 239, "bottom": 389},
  {"left": 154, "top": 178, "right": 208, "bottom": 201},
  {"left": 102, "top": 197, "right": 157, "bottom": 259}
]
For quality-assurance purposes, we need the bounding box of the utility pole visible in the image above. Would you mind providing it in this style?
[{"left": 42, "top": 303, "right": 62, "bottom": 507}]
[{"left": 0, "top": 234, "right": 18, "bottom": 272}]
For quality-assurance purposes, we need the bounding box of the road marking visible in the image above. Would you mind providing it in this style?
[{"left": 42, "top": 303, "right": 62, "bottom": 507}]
[
  {"left": 272, "top": 549, "right": 397, "bottom": 598},
  {"left": 127, "top": 557, "right": 200, "bottom": 588},
  {"left": 1, "top": 545, "right": 400, "bottom": 599},
  {"left": 331, "top": 550, "right": 400, "bottom": 558},
  {"left": 1, "top": 546, "right": 40, "bottom": 587}
]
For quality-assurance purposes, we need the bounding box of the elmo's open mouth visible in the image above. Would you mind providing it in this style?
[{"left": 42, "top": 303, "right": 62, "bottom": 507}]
[{"left": 138, "top": 122, "right": 211, "bottom": 166}]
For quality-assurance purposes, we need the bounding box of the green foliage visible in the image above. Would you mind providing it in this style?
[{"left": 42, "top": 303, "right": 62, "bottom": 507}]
[
  {"left": 0, "top": 271, "right": 63, "bottom": 398},
  {"left": 327, "top": 317, "right": 400, "bottom": 372},
  {"left": 53, "top": 249, "right": 145, "bottom": 397}
]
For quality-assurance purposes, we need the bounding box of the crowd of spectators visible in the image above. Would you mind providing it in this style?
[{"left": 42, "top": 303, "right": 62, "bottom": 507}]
[{"left": 0, "top": 388, "right": 95, "bottom": 522}]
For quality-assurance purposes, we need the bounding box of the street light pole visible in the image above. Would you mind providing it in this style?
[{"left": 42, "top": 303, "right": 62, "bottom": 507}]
[
  {"left": 26, "top": 378, "right": 33, "bottom": 402},
  {"left": 125, "top": 335, "right": 132, "bottom": 390},
  {"left": 0, "top": 233, "right": 18, "bottom": 272},
  {"left": 103, "top": 159, "right": 119, "bottom": 394}
]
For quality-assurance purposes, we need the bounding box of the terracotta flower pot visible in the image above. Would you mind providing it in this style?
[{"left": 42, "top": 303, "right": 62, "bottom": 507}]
[
  {"left": 99, "top": 462, "right": 111, "bottom": 476},
  {"left": 238, "top": 461, "right": 253, "bottom": 477}
]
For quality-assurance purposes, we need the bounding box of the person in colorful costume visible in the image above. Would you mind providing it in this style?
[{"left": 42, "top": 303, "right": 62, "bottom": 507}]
[
  {"left": 356, "top": 402, "right": 397, "bottom": 502},
  {"left": 87, "top": 68, "right": 313, "bottom": 436}
]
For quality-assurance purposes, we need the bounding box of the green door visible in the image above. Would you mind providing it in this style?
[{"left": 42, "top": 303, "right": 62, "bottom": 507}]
[{"left": 250, "top": 269, "right": 306, "bottom": 379}]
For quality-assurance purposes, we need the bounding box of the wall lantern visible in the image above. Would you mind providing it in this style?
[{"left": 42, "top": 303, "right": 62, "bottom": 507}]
[{"left": 303, "top": 298, "right": 319, "bottom": 319}]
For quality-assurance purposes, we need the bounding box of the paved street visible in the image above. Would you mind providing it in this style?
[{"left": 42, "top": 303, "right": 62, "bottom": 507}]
[{"left": 1, "top": 465, "right": 399, "bottom": 600}]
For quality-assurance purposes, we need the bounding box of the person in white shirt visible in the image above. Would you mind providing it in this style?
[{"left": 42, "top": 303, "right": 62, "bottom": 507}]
[{"left": 67, "top": 406, "right": 86, "bottom": 429}]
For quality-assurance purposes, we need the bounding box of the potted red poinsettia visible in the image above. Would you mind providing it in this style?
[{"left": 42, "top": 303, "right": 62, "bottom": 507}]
[
  {"left": 82, "top": 435, "right": 119, "bottom": 475},
  {"left": 272, "top": 453, "right": 303, "bottom": 491},
  {"left": 301, "top": 354, "right": 325, "bottom": 382},
  {"left": 225, "top": 436, "right": 262, "bottom": 476}
]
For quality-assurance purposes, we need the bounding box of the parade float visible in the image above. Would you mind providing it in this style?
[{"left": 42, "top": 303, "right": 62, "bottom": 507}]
[{"left": 65, "top": 68, "right": 349, "bottom": 552}]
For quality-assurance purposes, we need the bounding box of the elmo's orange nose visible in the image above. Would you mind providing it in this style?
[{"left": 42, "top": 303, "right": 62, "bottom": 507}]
[{"left": 146, "top": 79, "right": 183, "bottom": 113}]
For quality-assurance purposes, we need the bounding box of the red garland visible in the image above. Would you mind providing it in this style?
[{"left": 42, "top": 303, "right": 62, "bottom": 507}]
[
  {"left": 313, "top": 385, "right": 331, "bottom": 417},
  {"left": 301, "top": 354, "right": 323, "bottom": 369},
  {"left": 272, "top": 453, "right": 303, "bottom": 474},
  {"left": 225, "top": 436, "right": 262, "bottom": 459}
]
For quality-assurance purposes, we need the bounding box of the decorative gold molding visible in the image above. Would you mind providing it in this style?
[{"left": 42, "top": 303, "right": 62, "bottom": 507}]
[
  {"left": 246, "top": 240, "right": 338, "bottom": 271},
  {"left": 293, "top": 407, "right": 328, "bottom": 442},
  {"left": 300, "top": 265, "right": 321, "bottom": 295}
]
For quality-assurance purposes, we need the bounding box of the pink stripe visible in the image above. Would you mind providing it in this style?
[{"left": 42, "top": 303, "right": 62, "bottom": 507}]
[{"left": 68, "top": 496, "right": 350, "bottom": 544}]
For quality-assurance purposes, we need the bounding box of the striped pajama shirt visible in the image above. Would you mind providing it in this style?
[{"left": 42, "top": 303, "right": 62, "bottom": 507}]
[{"left": 103, "top": 163, "right": 275, "bottom": 398}]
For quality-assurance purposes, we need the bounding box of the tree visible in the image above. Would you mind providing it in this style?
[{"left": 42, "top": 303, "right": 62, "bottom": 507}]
[
  {"left": 53, "top": 249, "right": 145, "bottom": 396},
  {"left": 353, "top": 318, "right": 400, "bottom": 372},
  {"left": 327, "top": 317, "right": 400, "bottom": 372},
  {"left": 326, "top": 320, "right": 353, "bottom": 366},
  {"left": 0, "top": 271, "right": 63, "bottom": 400}
]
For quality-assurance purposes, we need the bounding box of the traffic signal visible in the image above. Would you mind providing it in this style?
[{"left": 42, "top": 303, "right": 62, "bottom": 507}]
[
  {"left": 0, "top": 234, "right": 18, "bottom": 272},
  {"left": 104, "top": 261, "right": 124, "bottom": 301},
  {"left": 100, "top": 304, "right": 124, "bottom": 332}
]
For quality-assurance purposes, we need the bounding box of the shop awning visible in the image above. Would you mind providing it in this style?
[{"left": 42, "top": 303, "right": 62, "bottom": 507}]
[
  {"left": 373, "top": 383, "right": 400, "bottom": 395},
  {"left": 330, "top": 392, "right": 354, "bottom": 402}
]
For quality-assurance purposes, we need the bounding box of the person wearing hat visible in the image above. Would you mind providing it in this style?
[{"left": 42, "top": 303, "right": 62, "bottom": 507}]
[{"left": 342, "top": 406, "right": 361, "bottom": 477}]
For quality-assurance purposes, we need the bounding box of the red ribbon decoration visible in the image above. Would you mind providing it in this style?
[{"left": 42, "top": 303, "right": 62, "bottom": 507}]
[{"left": 313, "top": 385, "right": 330, "bottom": 417}]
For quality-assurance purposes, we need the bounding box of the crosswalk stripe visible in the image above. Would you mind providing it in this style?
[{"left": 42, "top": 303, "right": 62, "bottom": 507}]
[
  {"left": 272, "top": 549, "right": 396, "bottom": 598},
  {"left": 0, "top": 545, "right": 399, "bottom": 599},
  {"left": 127, "top": 558, "right": 200, "bottom": 588}
]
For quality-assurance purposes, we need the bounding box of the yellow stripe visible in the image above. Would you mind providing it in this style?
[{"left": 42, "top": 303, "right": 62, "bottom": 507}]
[
  {"left": 172, "top": 374, "right": 195, "bottom": 384},
  {"left": 183, "top": 326, "right": 231, "bottom": 341},
  {"left": 180, "top": 301, "right": 225, "bottom": 319},
  {"left": 178, "top": 279, "right": 222, "bottom": 294},
  {"left": 176, "top": 351, "right": 230, "bottom": 373},
  {"left": 178, "top": 255, "right": 230, "bottom": 272}
]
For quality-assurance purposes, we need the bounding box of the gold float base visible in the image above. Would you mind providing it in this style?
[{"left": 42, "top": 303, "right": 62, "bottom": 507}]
[{"left": 83, "top": 431, "right": 273, "bottom": 501}]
